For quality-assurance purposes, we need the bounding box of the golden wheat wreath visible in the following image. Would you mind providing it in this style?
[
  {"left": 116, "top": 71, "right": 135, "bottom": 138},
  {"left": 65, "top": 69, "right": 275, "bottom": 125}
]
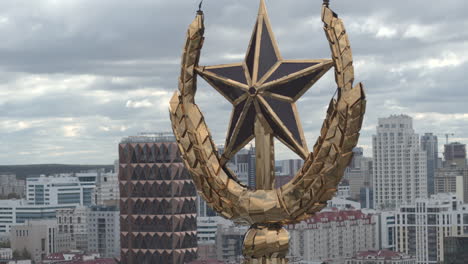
[{"left": 169, "top": 3, "right": 366, "bottom": 226}]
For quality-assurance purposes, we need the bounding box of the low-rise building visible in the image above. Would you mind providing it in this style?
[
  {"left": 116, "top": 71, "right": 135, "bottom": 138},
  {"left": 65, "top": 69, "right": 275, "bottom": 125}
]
[
  {"left": 345, "top": 250, "right": 415, "bottom": 264},
  {"left": 57, "top": 207, "right": 89, "bottom": 251},
  {"left": 0, "top": 200, "right": 77, "bottom": 236},
  {"left": 11, "top": 220, "right": 72, "bottom": 263},
  {"left": 0, "top": 248, "right": 12, "bottom": 260},
  {"left": 289, "top": 209, "right": 377, "bottom": 263}
]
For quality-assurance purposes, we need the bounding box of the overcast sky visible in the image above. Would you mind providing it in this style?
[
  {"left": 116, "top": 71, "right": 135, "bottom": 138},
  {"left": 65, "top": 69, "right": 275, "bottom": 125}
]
[{"left": 0, "top": 0, "right": 467, "bottom": 165}]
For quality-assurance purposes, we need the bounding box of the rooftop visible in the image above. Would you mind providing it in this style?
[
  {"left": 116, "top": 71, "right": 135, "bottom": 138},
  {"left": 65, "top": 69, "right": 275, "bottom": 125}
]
[{"left": 120, "top": 132, "right": 176, "bottom": 143}]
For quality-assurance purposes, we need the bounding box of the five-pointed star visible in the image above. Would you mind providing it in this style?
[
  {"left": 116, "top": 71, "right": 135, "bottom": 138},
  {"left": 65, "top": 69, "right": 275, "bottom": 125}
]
[{"left": 196, "top": 0, "right": 333, "bottom": 160}]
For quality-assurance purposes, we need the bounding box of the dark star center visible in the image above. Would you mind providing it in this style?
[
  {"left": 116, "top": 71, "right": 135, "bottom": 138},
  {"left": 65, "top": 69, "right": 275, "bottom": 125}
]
[{"left": 249, "top": 87, "right": 257, "bottom": 96}]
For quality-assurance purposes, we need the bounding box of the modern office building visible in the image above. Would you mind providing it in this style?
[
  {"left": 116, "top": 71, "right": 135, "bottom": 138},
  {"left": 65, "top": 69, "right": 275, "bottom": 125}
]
[
  {"left": 394, "top": 193, "right": 468, "bottom": 264},
  {"left": 11, "top": 220, "right": 72, "bottom": 263},
  {"left": 444, "top": 142, "right": 467, "bottom": 168},
  {"left": 443, "top": 236, "right": 468, "bottom": 264},
  {"left": 345, "top": 250, "right": 415, "bottom": 264},
  {"left": 434, "top": 166, "right": 468, "bottom": 203},
  {"left": 421, "top": 133, "right": 438, "bottom": 195},
  {"left": 87, "top": 205, "right": 120, "bottom": 258},
  {"left": 0, "top": 199, "right": 77, "bottom": 236},
  {"left": 119, "top": 133, "right": 197, "bottom": 264},
  {"left": 26, "top": 175, "right": 96, "bottom": 206},
  {"left": 288, "top": 209, "right": 377, "bottom": 263},
  {"left": 372, "top": 115, "right": 428, "bottom": 209}
]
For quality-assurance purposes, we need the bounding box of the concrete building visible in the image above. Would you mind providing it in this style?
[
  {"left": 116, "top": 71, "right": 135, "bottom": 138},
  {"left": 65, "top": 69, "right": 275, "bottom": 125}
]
[
  {"left": 345, "top": 250, "right": 415, "bottom": 264},
  {"left": 57, "top": 207, "right": 89, "bottom": 251},
  {"left": 119, "top": 133, "right": 197, "bottom": 264},
  {"left": 0, "top": 174, "right": 25, "bottom": 199},
  {"left": 87, "top": 205, "right": 120, "bottom": 258},
  {"left": 394, "top": 193, "right": 468, "bottom": 264},
  {"left": 376, "top": 211, "right": 396, "bottom": 251},
  {"left": 0, "top": 199, "right": 77, "bottom": 236},
  {"left": 443, "top": 142, "right": 466, "bottom": 168},
  {"left": 443, "top": 236, "right": 468, "bottom": 264},
  {"left": 344, "top": 148, "right": 373, "bottom": 204},
  {"left": 372, "top": 115, "right": 428, "bottom": 209},
  {"left": 435, "top": 166, "right": 468, "bottom": 203},
  {"left": 0, "top": 248, "right": 12, "bottom": 260},
  {"left": 196, "top": 217, "right": 231, "bottom": 261},
  {"left": 93, "top": 171, "right": 119, "bottom": 206},
  {"left": 275, "top": 159, "right": 304, "bottom": 177},
  {"left": 26, "top": 175, "right": 96, "bottom": 206},
  {"left": 11, "top": 220, "right": 72, "bottom": 263},
  {"left": 421, "top": 133, "right": 438, "bottom": 195},
  {"left": 289, "top": 209, "right": 377, "bottom": 263},
  {"left": 215, "top": 224, "right": 247, "bottom": 263}
]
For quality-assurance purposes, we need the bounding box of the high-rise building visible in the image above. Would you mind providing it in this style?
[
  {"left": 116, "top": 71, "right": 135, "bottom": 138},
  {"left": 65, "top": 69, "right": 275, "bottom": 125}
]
[
  {"left": 288, "top": 209, "right": 377, "bottom": 263},
  {"left": 376, "top": 211, "right": 396, "bottom": 251},
  {"left": 434, "top": 166, "right": 468, "bottom": 203},
  {"left": 444, "top": 142, "right": 467, "bottom": 168},
  {"left": 26, "top": 175, "right": 96, "bottom": 206},
  {"left": 421, "top": 133, "right": 438, "bottom": 195},
  {"left": 119, "top": 133, "right": 197, "bottom": 264},
  {"left": 372, "top": 115, "right": 428, "bottom": 209},
  {"left": 394, "top": 193, "right": 468, "bottom": 264},
  {"left": 443, "top": 236, "right": 468, "bottom": 264}
]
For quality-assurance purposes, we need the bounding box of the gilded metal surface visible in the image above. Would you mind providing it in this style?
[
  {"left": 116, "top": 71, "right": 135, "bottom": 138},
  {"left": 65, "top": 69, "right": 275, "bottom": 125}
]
[{"left": 169, "top": 1, "right": 365, "bottom": 263}]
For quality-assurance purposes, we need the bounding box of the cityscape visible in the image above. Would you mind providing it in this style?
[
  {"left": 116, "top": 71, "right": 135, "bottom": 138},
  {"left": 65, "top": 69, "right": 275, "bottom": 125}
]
[
  {"left": 0, "top": 115, "right": 467, "bottom": 263},
  {"left": 1, "top": 0, "right": 467, "bottom": 264}
]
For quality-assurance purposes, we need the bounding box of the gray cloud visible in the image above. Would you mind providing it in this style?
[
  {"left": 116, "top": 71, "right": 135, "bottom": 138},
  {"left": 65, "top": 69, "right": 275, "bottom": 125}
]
[{"left": 0, "top": 0, "right": 467, "bottom": 164}]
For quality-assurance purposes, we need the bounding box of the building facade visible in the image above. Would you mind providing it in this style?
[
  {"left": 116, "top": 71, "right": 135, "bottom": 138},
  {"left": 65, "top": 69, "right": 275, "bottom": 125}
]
[
  {"left": 215, "top": 224, "right": 247, "bottom": 263},
  {"left": 57, "top": 206, "right": 89, "bottom": 251},
  {"left": 87, "top": 205, "right": 120, "bottom": 258},
  {"left": 421, "top": 133, "right": 438, "bottom": 195},
  {"left": 0, "top": 200, "right": 77, "bottom": 236},
  {"left": 0, "top": 174, "right": 25, "bottom": 199},
  {"left": 26, "top": 175, "right": 96, "bottom": 206},
  {"left": 344, "top": 148, "right": 373, "bottom": 205},
  {"left": 394, "top": 193, "right": 468, "bottom": 264},
  {"left": 345, "top": 250, "right": 415, "bottom": 264},
  {"left": 119, "top": 133, "right": 197, "bottom": 264},
  {"left": 434, "top": 166, "right": 468, "bottom": 203},
  {"left": 94, "top": 171, "right": 119, "bottom": 206},
  {"left": 443, "top": 142, "right": 466, "bottom": 168},
  {"left": 443, "top": 236, "right": 468, "bottom": 264},
  {"left": 373, "top": 115, "right": 428, "bottom": 209},
  {"left": 289, "top": 210, "right": 377, "bottom": 263},
  {"left": 11, "top": 220, "right": 72, "bottom": 263}
]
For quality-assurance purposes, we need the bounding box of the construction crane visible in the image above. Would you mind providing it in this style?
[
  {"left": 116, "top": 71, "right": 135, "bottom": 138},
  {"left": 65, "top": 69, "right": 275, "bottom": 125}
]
[{"left": 445, "top": 133, "right": 455, "bottom": 145}]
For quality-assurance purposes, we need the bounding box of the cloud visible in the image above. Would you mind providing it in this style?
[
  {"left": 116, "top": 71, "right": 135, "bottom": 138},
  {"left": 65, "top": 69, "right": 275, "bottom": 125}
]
[{"left": 0, "top": 0, "right": 467, "bottom": 164}]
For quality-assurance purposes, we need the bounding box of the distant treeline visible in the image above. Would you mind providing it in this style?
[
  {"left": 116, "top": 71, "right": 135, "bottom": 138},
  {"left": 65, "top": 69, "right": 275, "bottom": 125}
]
[{"left": 0, "top": 164, "right": 115, "bottom": 180}]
